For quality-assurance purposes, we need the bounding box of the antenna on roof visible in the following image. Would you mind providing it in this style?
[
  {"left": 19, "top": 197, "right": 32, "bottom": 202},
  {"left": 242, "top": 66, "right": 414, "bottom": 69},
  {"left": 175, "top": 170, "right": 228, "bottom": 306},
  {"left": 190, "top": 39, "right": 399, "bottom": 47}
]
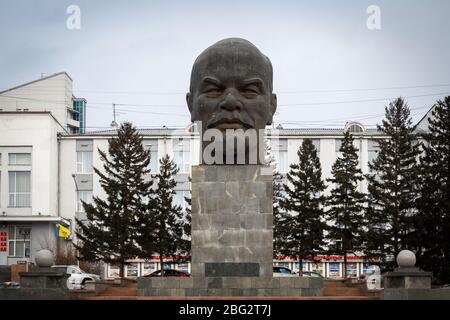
[
  {"left": 110, "top": 103, "right": 120, "bottom": 128},
  {"left": 111, "top": 103, "right": 124, "bottom": 129}
]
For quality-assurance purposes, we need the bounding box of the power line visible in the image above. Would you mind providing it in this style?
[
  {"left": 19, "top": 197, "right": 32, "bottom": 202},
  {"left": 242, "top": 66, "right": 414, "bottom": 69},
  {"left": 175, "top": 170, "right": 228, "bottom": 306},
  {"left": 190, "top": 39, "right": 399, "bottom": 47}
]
[
  {"left": 2, "top": 91, "right": 449, "bottom": 109},
  {"left": 278, "top": 84, "right": 450, "bottom": 94},
  {"left": 115, "top": 108, "right": 189, "bottom": 118},
  {"left": 279, "top": 92, "right": 450, "bottom": 107},
  {"left": 2, "top": 82, "right": 450, "bottom": 94},
  {"left": 275, "top": 105, "right": 431, "bottom": 124},
  {"left": 87, "top": 92, "right": 450, "bottom": 108}
]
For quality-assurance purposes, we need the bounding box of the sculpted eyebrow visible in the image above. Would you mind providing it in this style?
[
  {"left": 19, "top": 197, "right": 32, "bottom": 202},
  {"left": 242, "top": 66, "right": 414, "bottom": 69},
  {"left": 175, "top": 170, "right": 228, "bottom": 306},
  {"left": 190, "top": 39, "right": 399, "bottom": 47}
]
[
  {"left": 201, "top": 77, "right": 221, "bottom": 86},
  {"left": 242, "top": 78, "right": 264, "bottom": 86},
  {"left": 242, "top": 78, "right": 265, "bottom": 92}
]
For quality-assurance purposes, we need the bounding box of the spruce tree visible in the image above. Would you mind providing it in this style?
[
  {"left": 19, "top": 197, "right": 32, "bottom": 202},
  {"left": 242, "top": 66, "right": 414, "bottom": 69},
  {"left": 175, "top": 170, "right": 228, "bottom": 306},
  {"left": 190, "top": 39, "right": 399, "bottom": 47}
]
[
  {"left": 266, "top": 139, "right": 288, "bottom": 258},
  {"left": 280, "top": 139, "right": 327, "bottom": 274},
  {"left": 75, "top": 122, "right": 151, "bottom": 278},
  {"left": 365, "top": 97, "right": 420, "bottom": 268},
  {"left": 326, "top": 131, "right": 365, "bottom": 278},
  {"left": 136, "top": 155, "right": 188, "bottom": 276},
  {"left": 273, "top": 170, "right": 287, "bottom": 258},
  {"left": 415, "top": 96, "right": 450, "bottom": 283},
  {"left": 181, "top": 178, "right": 192, "bottom": 258}
]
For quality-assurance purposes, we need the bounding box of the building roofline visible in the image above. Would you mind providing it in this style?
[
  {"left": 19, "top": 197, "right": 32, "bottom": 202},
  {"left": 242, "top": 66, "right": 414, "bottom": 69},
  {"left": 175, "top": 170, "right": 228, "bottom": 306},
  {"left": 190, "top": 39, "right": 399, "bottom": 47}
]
[
  {"left": 0, "top": 111, "right": 69, "bottom": 134},
  {"left": 0, "top": 72, "right": 73, "bottom": 95},
  {"left": 60, "top": 127, "right": 388, "bottom": 139},
  {"left": 0, "top": 216, "right": 70, "bottom": 226},
  {"left": 413, "top": 104, "right": 435, "bottom": 131}
]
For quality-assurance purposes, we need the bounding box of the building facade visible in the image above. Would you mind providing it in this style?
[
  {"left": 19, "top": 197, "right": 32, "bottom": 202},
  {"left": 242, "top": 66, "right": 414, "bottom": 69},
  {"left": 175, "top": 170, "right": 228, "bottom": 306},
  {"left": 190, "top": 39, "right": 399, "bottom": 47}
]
[
  {"left": 0, "top": 73, "right": 434, "bottom": 278},
  {"left": 0, "top": 72, "right": 85, "bottom": 134}
]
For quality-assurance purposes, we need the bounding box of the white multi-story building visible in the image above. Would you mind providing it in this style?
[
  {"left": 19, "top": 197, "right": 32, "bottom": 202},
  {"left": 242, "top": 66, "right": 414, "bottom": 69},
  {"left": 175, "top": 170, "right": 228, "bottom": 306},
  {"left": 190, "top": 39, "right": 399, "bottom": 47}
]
[
  {"left": 0, "top": 72, "right": 86, "bottom": 134},
  {"left": 0, "top": 72, "right": 434, "bottom": 278}
]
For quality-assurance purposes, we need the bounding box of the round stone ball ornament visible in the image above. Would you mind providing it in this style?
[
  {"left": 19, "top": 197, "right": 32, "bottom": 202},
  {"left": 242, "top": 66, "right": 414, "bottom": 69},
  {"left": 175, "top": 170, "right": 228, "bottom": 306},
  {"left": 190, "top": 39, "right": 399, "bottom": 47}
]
[
  {"left": 35, "top": 249, "right": 55, "bottom": 267},
  {"left": 396, "top": 250, "right": 416, "bottom": 268}
]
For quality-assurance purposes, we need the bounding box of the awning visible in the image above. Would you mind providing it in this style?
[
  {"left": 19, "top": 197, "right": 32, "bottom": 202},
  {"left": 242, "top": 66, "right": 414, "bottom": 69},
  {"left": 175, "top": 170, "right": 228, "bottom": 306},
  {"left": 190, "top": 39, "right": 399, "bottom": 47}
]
[{"left": 0, "top": 216, "right": 71, "bottom": 227}]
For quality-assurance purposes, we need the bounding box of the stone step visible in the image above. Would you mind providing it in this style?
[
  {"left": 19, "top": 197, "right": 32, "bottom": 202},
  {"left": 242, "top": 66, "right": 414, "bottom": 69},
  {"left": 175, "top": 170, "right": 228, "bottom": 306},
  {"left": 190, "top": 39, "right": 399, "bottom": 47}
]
[
  {"left": 101, "top": 284, "right": 138, "bottom": 296},
  {"left": 81, "top": 295, "right": 379, "bottom": 300},
  {"left": 324, "top": 287, "right": 363, "bottom": 296},
  {"left": 324, "top": 280, "right": 350, "bottom": 287},
  {"left": 323, "top": 280, "right": 371, "bottom": 297}
]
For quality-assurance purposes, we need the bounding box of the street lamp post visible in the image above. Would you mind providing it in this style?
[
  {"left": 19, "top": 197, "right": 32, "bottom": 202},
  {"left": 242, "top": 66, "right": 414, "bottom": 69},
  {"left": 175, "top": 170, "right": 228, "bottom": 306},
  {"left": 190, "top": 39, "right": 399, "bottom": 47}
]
[{"left": 71, "top": 174, "right": 80, "bottom": 268}]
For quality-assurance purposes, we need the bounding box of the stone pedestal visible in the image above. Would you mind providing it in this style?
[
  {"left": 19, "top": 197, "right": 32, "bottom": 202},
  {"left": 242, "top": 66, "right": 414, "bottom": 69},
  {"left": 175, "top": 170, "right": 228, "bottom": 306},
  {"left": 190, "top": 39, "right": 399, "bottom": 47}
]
[
  {"left": 138, "top": 276, "right": 323, "bottom": 297},
  {"left": 382, "top": 268, "right": 433, "bottom": 300},
  {"left": 19, "top": 267, "right": 69, "bottom": 289},
  {"left": 381, "top": 250, "right": 450, "bottom": 300},
  {"left": 138, "top": 165, "right": 324, "bottom": 297},
  {"left": 384, "top": 268, "right": 432, "bottom": 290},
  {"left": 0, "top": 267, "right": 70, "bottom": 300},
  {"left": 191, "top": 165, "right": 273, "bottom": 279}
]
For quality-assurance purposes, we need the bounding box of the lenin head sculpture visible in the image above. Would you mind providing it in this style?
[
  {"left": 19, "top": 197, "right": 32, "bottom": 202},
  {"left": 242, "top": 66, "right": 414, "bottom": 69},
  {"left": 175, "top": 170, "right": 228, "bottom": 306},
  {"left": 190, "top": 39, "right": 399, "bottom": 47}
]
[{"left": 187, "top": 38, "right": 277, "bottom": 165}]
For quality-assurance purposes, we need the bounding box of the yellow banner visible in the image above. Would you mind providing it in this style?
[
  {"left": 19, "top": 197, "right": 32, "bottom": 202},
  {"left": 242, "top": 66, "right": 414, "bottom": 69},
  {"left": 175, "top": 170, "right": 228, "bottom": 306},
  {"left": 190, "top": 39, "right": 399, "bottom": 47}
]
[{"left": 56, "top": 224, "right": 71, "bottom": 239}]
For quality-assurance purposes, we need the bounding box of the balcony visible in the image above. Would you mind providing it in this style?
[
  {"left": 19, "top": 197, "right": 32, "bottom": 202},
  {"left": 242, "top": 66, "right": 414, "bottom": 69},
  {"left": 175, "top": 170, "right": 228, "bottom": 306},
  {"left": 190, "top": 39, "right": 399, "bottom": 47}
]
[{"left": 67, "top": 117, "right": 80, "bottom": 129}]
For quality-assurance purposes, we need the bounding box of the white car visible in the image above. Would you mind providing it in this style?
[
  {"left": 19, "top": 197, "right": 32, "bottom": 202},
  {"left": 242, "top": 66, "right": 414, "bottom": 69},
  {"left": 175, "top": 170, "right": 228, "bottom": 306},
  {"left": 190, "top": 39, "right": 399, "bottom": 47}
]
[
  {"left": 301, "top": 271, "right": 324, "bottom": 278},
  {"left": 273, "top": 266, "right": 298, "bottom": 277},
  {"left": 364, "top": 265, "right": 382, "bottom": 290},
  {"left": 52, "top": 265, "right": 101, "bottom": 290}
]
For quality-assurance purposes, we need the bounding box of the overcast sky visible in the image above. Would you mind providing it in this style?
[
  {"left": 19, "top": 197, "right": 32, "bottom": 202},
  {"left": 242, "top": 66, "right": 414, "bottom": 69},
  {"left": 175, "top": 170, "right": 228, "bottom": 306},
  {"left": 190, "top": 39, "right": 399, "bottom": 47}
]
[{"left": 1, "top": 0, "right": 449, "bottom": 131}]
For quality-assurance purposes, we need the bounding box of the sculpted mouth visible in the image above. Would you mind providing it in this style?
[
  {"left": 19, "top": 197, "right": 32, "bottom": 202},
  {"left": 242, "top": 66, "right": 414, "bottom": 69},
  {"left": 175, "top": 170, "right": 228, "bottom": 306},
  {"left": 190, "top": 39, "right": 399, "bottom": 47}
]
[{"left": 208, "top": 119, "right": 252, "bottom": 130}]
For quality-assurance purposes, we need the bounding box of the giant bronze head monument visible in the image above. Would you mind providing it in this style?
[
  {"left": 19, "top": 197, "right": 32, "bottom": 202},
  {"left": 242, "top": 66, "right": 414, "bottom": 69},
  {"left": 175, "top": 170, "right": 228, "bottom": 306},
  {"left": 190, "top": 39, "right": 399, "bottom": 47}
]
[
  {"left": 187, "top": 38, "right": 277, "bottom": 164},
  {"left": 138, "top": 39, "right": 324, "bottom": 296}
]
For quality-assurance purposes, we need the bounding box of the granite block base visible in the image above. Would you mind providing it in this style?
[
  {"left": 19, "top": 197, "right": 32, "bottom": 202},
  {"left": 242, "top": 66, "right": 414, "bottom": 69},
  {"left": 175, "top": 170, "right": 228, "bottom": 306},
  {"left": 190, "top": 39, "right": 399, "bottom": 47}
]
[
  {"left": 137, "top": 276, "right": 324, "bottom": 297},
  {"left": 191, "top": 165, "right": 274, "bottom": 278}
]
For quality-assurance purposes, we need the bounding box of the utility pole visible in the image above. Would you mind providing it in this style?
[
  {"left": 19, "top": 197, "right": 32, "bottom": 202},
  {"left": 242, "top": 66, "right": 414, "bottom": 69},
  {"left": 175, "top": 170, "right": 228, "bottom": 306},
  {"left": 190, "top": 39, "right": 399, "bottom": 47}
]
[
  {"left": 111, "top": 103, "right": 118, "bottom": 128},
  {"left": 71, "top": 174, "right": 80, "bottom": 268},
  {"left": 111, "top": 103, "right": 125, "bottom": 128}
]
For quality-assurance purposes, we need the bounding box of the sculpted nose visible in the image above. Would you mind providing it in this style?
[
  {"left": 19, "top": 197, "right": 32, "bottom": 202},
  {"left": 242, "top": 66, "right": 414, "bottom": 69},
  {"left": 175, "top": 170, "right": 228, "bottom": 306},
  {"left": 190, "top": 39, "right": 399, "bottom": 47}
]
[{"left": 219, "top": 92, "right": 243, "bottom": 112}]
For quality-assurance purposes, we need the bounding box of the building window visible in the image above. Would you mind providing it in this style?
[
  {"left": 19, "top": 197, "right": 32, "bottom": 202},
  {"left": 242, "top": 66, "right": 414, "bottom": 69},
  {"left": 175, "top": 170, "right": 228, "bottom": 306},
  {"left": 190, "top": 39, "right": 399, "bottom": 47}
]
[
  {"left": 149, "top": 150, "right": 158, "bottom": 173},
  {"left": 127, "top": 263, "right": 139, "bottom": 277},
  {"left": 8, "top": 226, "right": 31, "bottom": 257},
  {"left": 271, "top": 139, "right": 288, "bottom": 174},
  {"left": 144, "top": 140, "right": 159, "bottom": 174},
  {"left": 9, "top": 153, "right": 31, "bottom": 166},
  {"left": 173, "top": 140, "right": 190, "bottom": 173},
  {"left": 77, "top": 191, "right": 93, "bottom": 213},
  {"left": 311, "top": 139, "right": 320, "bottom": 158},
  {"left": 77, "top": 151, "right": 93, "bottom": 173},
  {"left": 143, "top": 262, "right": 157, "bottom": 276},
  {"left": 345, "top": 122, "right": 365, "bottom": 134},
  {"left": 9, "top": 171, "right": 31, "bottom": 207},
  {"left": 349, "top": 124, "right": 363, "bottom": 133},
  {"left": 368, "top": 140, "right": 380, "bottom": 166},
  {"left": 73, "top": 99, "right": 86, "bottom": 134},
  {"left": 335, "top": 139, "right": 343, "bottom": 159},
  {"left": 174, "top": 190, "right": 189, "bottom": 212}
]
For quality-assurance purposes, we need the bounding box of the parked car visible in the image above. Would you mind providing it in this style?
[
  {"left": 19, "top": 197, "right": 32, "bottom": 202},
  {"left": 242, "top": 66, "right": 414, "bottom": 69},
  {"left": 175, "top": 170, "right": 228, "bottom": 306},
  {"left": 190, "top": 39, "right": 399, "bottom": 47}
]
[
  {"left": 273, "top": 266, "right": 297, "bottom": 277},
  {"left": 51, "top": 265, "right": 101, "bottom": 290},
  {"left": 145, "top": 269, "right": 190, "bottom": 277},
  {"left": 301, "top": 271, "right": 323, "bottom": 278},
  {"left": 361, "top": 265, "right": 382, "bottom": 290}
]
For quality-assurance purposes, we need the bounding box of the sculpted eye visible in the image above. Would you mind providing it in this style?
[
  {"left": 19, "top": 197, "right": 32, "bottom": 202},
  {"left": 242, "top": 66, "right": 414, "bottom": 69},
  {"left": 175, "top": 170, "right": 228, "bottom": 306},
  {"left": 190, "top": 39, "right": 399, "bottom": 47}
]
[
  {"left": 203, "top": 86, "right": 222, "bottom": 96},
  {"left": 242, "top": 84, "right": 260, "bottom": 96}
]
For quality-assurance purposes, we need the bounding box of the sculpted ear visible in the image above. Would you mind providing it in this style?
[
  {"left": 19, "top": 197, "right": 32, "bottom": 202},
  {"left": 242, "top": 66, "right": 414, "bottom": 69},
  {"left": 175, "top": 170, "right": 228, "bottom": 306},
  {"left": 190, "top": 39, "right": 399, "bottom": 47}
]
[
  {"left": 186, "top": 93, "right": 192, "bottom": 112},
  {"left": 267, "top": 93, "right": 277, "bottom": 125},
  {"left": 186, "top": 93, "right": 194, "bottom": 122}
]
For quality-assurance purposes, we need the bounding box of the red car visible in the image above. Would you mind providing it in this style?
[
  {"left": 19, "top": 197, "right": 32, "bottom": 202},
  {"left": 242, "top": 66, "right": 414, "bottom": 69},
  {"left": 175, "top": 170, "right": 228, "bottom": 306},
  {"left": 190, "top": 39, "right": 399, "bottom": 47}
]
[{"left": 145, "top": 269, "right": 190, "bottom": 277}]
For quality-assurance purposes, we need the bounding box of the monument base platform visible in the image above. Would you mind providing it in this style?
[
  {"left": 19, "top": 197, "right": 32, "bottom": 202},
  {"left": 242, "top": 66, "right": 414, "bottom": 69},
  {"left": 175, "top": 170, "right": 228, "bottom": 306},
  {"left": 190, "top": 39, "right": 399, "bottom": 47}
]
[{"left": 137, "top": 276, "right": 323, "bottom": 297}]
